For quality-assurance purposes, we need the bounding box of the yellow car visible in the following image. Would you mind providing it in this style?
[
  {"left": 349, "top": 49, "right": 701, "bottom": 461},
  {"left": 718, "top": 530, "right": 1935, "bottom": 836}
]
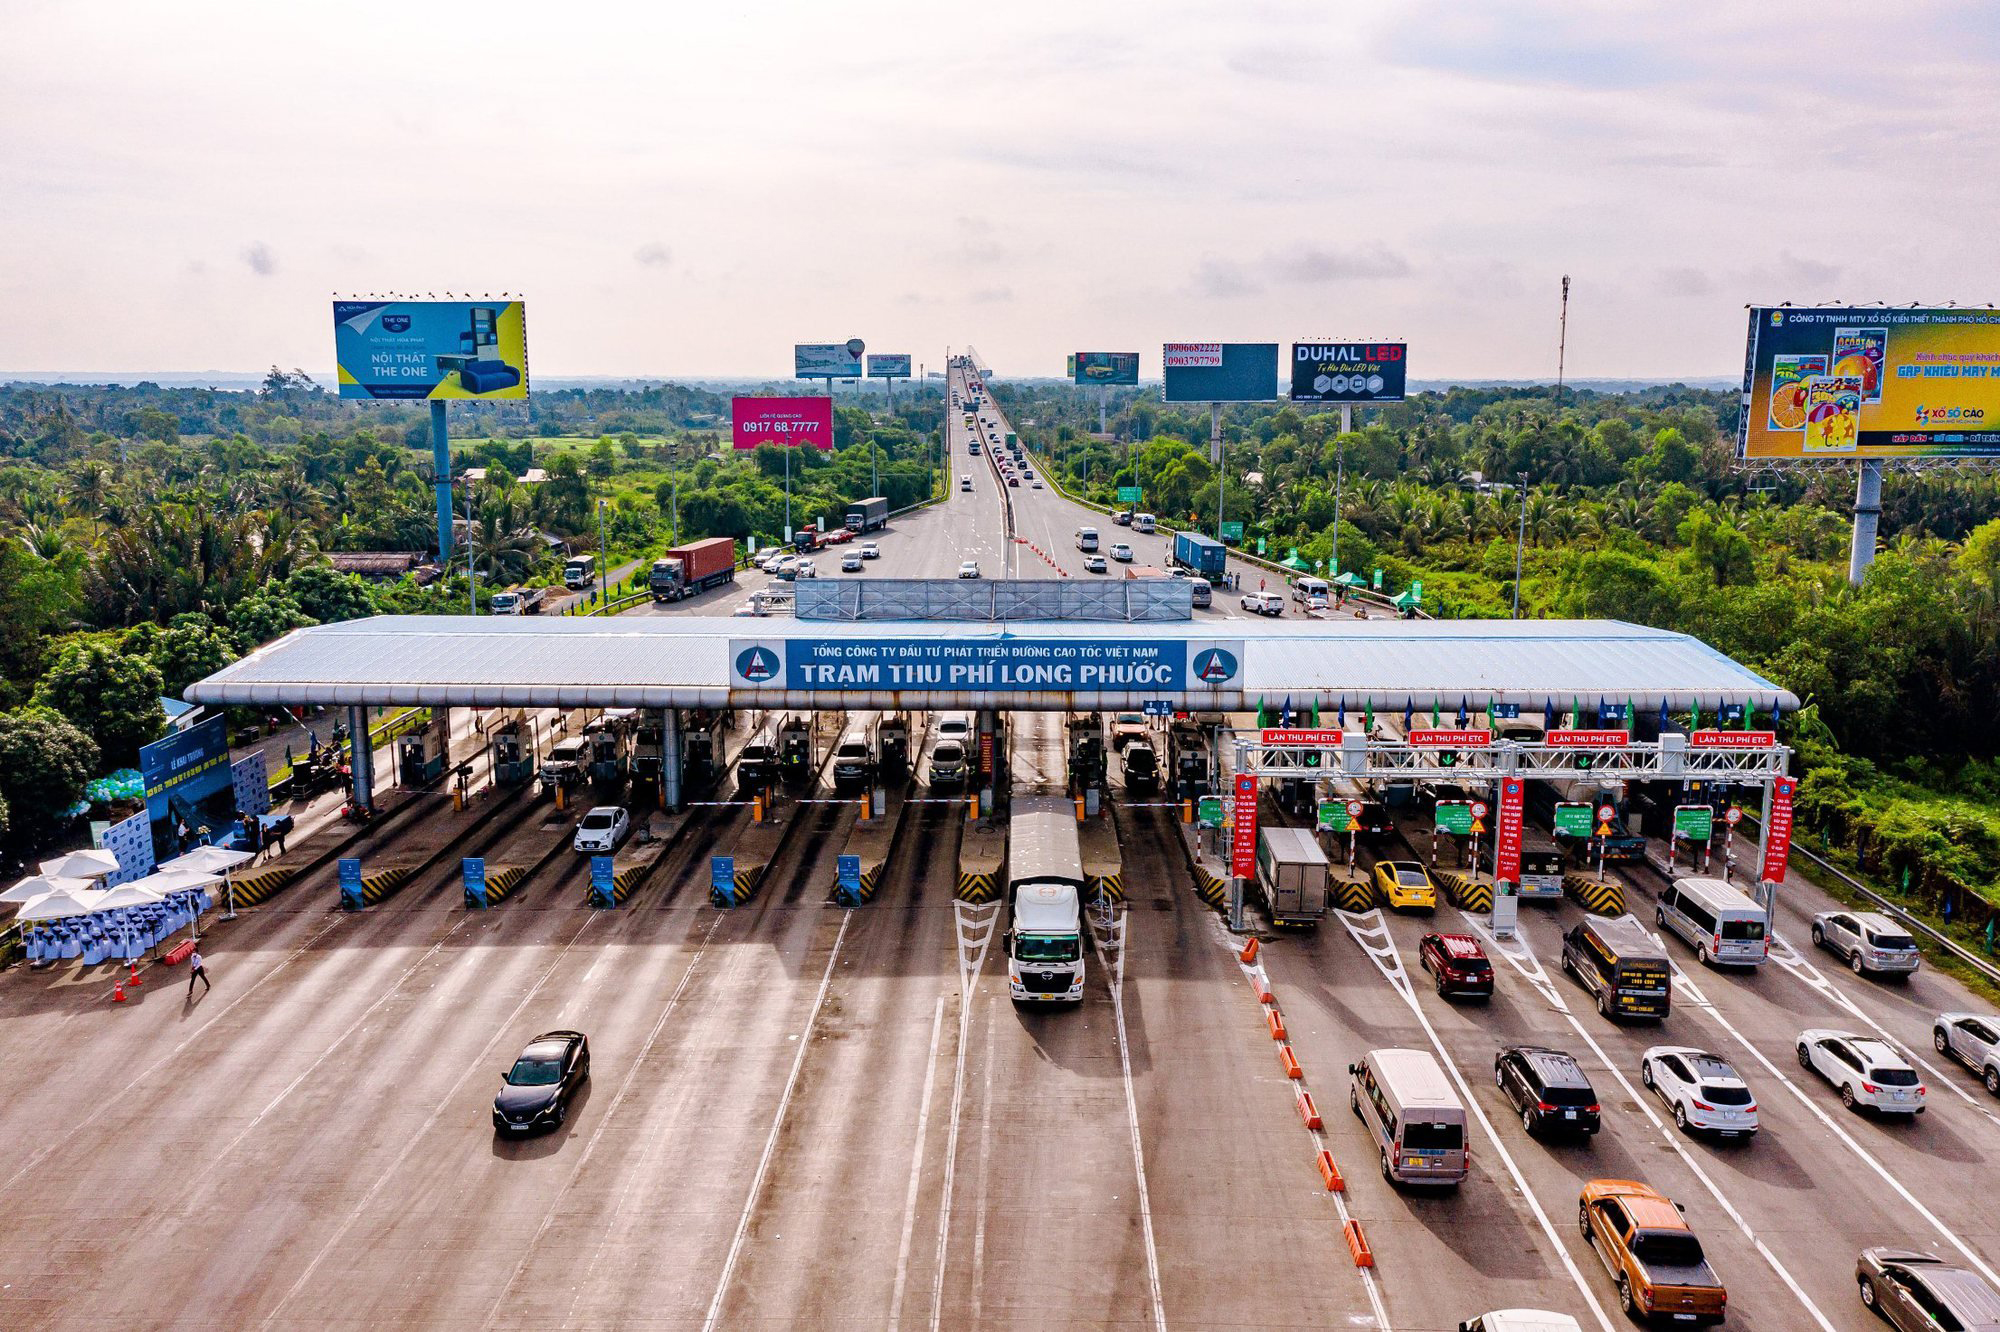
[{"left": 1372, "top": 860, "right": 1438, "bottom": 912}]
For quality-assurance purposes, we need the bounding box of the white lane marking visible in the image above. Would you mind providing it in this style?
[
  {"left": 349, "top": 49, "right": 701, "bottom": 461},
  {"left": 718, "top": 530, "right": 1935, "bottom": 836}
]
[
  {"left": 887, "top": 994, "right": 948, "bottom": 1329},
  {"left": 1464, "top": 914, "right": 1836, "bottom": 1330},
  {"left": 1216, "top": 917, "right": 1388, "bottom": 1330},
  {"left": 507, "top": 910, "right": 731, "bottom": 1329},
  {"left": 700, "top": 910, "right": 853, "bottom": 1332},
  {"left": 0, "top": 908, "right": 350, "bottom": 1198},
  {"left": 1097, "top": 906, "right": 1166, "bottom": 1331},
  {"left": 261, "top": 913, "right": 603, "bottom": 1327},
  {"left": 931, "top": 904, "right": 991, "bottom": 1330},
  {"left": 1337, "top": 909, "right": 1618, "bottom": 1332}
]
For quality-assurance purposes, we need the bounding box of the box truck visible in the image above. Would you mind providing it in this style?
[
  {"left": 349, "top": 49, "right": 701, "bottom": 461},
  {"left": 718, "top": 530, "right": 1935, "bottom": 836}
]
[
  {"left": 1256, "top": 826, "right": 1330, "bottom": 927},
  {"left": 1007, "top": 797, "right": 1086, "bottom": 1005},
  {"left": 844, "top": 496, "right": 890, "bottom": 533},
  {"left": 1171, "top": 530, "right": 1227, "bottom": 580}
]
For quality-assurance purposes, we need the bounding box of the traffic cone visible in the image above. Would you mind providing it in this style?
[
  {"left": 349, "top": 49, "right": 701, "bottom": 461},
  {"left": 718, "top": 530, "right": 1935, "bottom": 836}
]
[
  {"left": 128, "top": 959, "right": 143, "bottom": 987},
  {"left": 112, "top": 976, "right": 127, "bottom": 1003}
]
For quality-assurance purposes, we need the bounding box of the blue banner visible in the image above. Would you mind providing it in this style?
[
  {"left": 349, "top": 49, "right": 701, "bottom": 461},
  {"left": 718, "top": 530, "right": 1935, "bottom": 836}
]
[
  {"left": 462, "top": 857, "right": 487, "bottom": 908},
  {"left": 140, "top": 716, "right": 236, "bottom": 863},
  {"left": 711, "top": 855, "right": 735, "bottom": 892},
  {"left": 338, "top": 858, "right": 363, "bottom": 911},
  {"left": 754, "top": 638, "right": 1243, "bottom": 693},
  {"left": 836, "top": 854, "right": 861, "bottom": 889},
  {"left": 590, "top": 855, "right": 616, "bottom": 907}
]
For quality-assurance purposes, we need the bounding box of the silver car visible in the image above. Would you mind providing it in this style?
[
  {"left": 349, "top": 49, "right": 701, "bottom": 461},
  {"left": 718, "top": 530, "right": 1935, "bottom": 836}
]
[
  {"left": 1856, "top": 1248, "right": 2000, "bottom": 1330},
  {"left": 1640, "top": 1046, "right": 1758, "bottom": 1138},
  {"left": 1934, "top": 1012, "right": 2000, "bottom": 1096},
  {"left": 1797, "top": 1029, "right": 1926, "bottom": 1115},
  {"left": 1811, "top": 909, "right": 1921, "bottom": 976}
]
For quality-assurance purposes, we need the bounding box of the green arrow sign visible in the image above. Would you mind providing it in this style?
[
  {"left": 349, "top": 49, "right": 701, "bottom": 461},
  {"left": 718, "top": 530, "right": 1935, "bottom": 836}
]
[
  {"left": 1552, "top": 801, "right": 1593, "bottom": 838},
  {"left": 1434, "top": 801, "right": 1474, "bottom": 836},
  {"left": 1318, "top": 801, "right": 1350, "bottom": 833},
  {"left": 1220, "top": 521, "right": 1244, "bottom": 540},
  {"left": 1197, "top": 795, "right": 1223, "bottom": 827},
  {"left": 1673, "top": 805, "right": 1715, "bottom": 841},
  {"left": 1117, "top": 485, "right": 1143, "bottom": 503}
]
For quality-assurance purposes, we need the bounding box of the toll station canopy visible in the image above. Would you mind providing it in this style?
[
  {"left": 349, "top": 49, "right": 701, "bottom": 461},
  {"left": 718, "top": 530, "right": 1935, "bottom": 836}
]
[{"left": 185, "top": 615, "right": 1797, "bottom": 715}]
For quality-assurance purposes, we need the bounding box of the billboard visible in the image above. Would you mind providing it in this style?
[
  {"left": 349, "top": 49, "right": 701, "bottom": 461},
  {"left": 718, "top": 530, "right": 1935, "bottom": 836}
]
[
  {"left": 728, "top": 637, "right": 1244, "bottom": 692},
  {"left": 1073, "top": 352, "right": 1140, "bottom": 386},
  {"left": 139, "top": 715, "right": 237, "bottom": 860},
  {"left": 1740, "top": 307, "right": 2000, "bottom": 459},
  {"left": 1161, "top": 342, "right": 1279, "bottom": 403},
  {"left": 732, "top": 396, "right": 835, "bottom": 450},
  {"left": 1290, "top": 342, "right": 1407, "bottom": 403},
  {"left": 795, "top": 341, "right": 865, "bottom": 378},
  {"left": 333, "top": 300, "right": 528, "bottom": 400},
  {"left": 865, "top": 353, "right": 912, "bottom": 379}
]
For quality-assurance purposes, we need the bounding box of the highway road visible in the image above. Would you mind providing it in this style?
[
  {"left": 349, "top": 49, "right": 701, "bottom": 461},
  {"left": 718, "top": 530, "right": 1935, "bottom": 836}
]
[{"left": 3, "top": 355, "right": 1998, "bottom": 1330}]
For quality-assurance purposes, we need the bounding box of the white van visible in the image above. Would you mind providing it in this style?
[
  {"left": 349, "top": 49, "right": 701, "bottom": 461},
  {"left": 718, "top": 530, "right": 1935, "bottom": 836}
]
[
  {"left": 1656, "top": 875, "right": 1769, "bottom": 967},
  {"left": 1348, "top": 1048, "right": 1469, "bottom": 1186},
  {"left": 1076, "top": 527, "right": 1099, "bottom": 552},
  {"left": 1132, "top": 512, "right": 1156, "bottom": 533},
  {"left": 1292, "top": 576, "right": 1331, "bottom": 608}
]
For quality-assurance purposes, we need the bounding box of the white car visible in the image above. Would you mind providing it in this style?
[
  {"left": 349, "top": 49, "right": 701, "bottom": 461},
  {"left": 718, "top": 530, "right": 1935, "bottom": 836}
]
[
  {"left": 1934, "top": 1012, "right": 2000, "bottom": 1095},
  {"left": 957, "top": 561, "right": 980, "bottom": 579},
  {"left": 795, "top": 558, "right": 818, "bottom": 579},
  {"left": 1797, "top": 1029, "right": 1926, "bottom": 1114},
  {"left": 572, "top": 806, "right": 630, "bottom": 853},
  {"left": 860, "top": 542, "right": 880, "bottom": 560},
  {"left": 1240, "top": 591, "right": 1285, "bottom": 616},
  {"left": 1810, "top": 910, "right": 1921, "bottom": 976},
  {"left": 1110, "top": 543, "right": 1134, "bottom": 562},
  {"left": 1084, "top": 554, "right": 1108, "bottom": 573},
  {"left": 840, "top": 552, "right": 863, "bottom": 572},
  {"left": 1640, "top": 1046, "right": 1759, "bottom": 1138},
  {"left": 730, "top": 599, "right": 769, "bottom": 617}
]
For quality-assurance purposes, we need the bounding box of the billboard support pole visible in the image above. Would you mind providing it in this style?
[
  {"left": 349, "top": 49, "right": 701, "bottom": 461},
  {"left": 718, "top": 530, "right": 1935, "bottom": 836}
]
[
  {"left": 1331, "top": 443, "right": 1345, "bottom": 577},
  {"left": 1339, "top": 403, "right": 1353, "bottom": 436},
  {"left": 784, "top": 442, "right": 793, "bottom": 543},
  {"left": 430, "top": 401, "right": 453, "bottom": 561},
  {"left": 1099, "top": 385, "right": 1108, "bottom": 436},
  {"left": 1211, "top": 403, "right": 1224, "bottom": 542},
  {"left": 1847, "top": 460, "right": 1882, "bottom": 587}
]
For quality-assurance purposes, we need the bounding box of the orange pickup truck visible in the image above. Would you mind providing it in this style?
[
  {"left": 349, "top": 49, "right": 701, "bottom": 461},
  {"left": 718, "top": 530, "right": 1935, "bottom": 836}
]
[{"left": 1578, "top": 1179, "right": 1728, "bottom": 1325}]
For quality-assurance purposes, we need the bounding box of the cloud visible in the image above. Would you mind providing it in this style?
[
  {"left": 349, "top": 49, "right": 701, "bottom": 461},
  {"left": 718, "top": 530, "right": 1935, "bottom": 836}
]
[
  {"left": 1770, "top": 251, "right": 1842, "bottom": 289},
  {"left": 968, "top": 286, "right": 1013, "bottom": 304},
  {"left": 1190, "top": 258, "right": 1259, "bottom": 299},
  {"left": 241, "top": 242, "right": 275, "bottom": 276},
  {"left": 634, "top": 241, "right": 672, "bottom": 268},
  {"left": 1271, "top": 244, "right": 1412, "bottom": 283},
  {"left": 1654, "top": 266, "right": 1715, "bottom": 297}
]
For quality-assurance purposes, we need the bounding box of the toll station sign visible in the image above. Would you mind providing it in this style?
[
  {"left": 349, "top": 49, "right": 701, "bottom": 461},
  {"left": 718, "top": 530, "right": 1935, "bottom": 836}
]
[
  {"left": 1230, "top": 773, "right": 1259, "bottom": 879},
  {"left": 1494, "top": 777, "right": 1524, "bottom": 884},
  {"left": 730, "top": 637, "right": 1245, "bottom": 693},
  {"left": 1761, "top": 775, "right": 1797, "bottom": 884}
]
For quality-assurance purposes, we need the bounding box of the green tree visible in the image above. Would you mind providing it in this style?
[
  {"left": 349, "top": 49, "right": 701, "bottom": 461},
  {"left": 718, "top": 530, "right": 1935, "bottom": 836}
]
[
  {"left": 588, "top": 437, "right": 617, "bottom": 478},
  {"left": 284, "top": 566, "right": 378, "bottom": 623},
  {"left": 137, "top": 613, "right": 240, "bottom": 698},
  {"left": 231, "top": 585, "right": 316, "bottom": 646},
  {"left": 0, "top": 709, "right": 97, "bottom": 848},
  {"left": 34, "top": 640, "right": 166, "bottom": 766}
]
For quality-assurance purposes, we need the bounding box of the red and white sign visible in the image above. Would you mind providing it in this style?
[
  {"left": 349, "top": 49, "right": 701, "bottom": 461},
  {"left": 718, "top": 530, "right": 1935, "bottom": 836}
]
[
  {"left": 731, "top": 396, "right": 834, "bottom": 450},
  {"left": 1261, "top": 729, "right": 1343, "bottom": 746},
  {"left": 1725, "top": 807, "right": 1744, "bottom": 826},
  {"left": 1761, "top": 776, "right": 1797, "bottom": 883},
  {"left": 1494, "top": 778, "right": 1524, "bottom": 884},
  {"left": 1407, "top": 728, "right": 1493, "bottom": 747},
  {"left": 1691, "top": 730, "right": 1777, "bottom": 749},
  {"left": 1163, "top": 342, "right": 1224, "bottom": 368},
  {"left": 1471, "top": 801, "right": 1489, "bottom": 819},
  {"left": 1346, "top": 800, "right": 1363, "bottom": 816},
  {"left": 1596, "top": 804, "right": 1616, "bottom": 821},
  {"left": 1545, "top": 729, "right": 1631, "bottom": 748},
  {"left": 1230, "top": 773, "right": 1259, "bottom": 879}
]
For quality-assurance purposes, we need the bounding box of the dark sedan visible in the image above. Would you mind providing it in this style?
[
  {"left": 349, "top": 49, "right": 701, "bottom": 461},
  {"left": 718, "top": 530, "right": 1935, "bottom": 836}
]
[{"left": 492, "top": 1030, "right": 590, "bottom": 1134}]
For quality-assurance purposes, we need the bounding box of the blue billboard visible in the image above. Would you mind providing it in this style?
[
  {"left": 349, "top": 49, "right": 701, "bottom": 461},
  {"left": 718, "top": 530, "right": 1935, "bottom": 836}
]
[
  {"left": 139, "top": 716, "right": 236, "bottom": 860},
  {"left": 1161, "top": 343, "right": 1279, "bottom": 403},
  {"left": 728, "top": 637, "right": 1245, "bottom": 692},
  {"left": 333, "top": 300, "right": 529, "bottom": 400}
]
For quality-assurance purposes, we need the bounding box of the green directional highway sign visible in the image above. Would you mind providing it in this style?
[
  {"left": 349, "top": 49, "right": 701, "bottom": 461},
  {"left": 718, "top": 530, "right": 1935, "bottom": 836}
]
[
  {"left": 1197, "top": 795, "right": 1223, "bottom": 827},
  {"left": 1434, "top": 801, "right": 1474, "bottom": 836},
  {"left": 1118, "top": 486, "right": 1143, "bottom": 503},
  {"left": 1673, "top": 804, "right": 1715, "bottom": 841},
  {"left": 1317, "top": 801, "right": 1350, "bottom": 833},
  {"left": 1220, "top": 521, "right": 1244, "bottom": 540},
  {"left": 1553, "top": 802, "right": 1594, "bottom": 838}
]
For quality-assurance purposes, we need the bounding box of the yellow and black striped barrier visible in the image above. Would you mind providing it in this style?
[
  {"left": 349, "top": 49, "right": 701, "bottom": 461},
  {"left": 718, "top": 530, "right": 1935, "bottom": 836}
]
[
  {"left": 340, "top": 862, "right": 413, "bottom": 911},
  {"left": 1564, "top": 872, "right": 1626, "bottom": 916},
  {"left": 1193, "top": 865, "right": 1228, "bottom": 910},
  {"left": 956, "top": 870, "right": 999, "bottom": 903},
  {"left": 465, "top": 863, "right": 526, "bottom": 909},
  {"left": 228, "top": 865, "right": 295, "bottom": 907},
  {"left": 1439, "top": 871, "right": 1494, "bottom": 913},
  {"left": 1089, "top": 871, "right": 1124, "bottom": 904},
  {"left": 1334, "top": 876, "right": 1377, "bottom": 912},
  {"left": 588, "top": 863, "right": 645, "bottom": 908},
  {"left": 711, "top": 862, "right": 762, "bottom": 908}
]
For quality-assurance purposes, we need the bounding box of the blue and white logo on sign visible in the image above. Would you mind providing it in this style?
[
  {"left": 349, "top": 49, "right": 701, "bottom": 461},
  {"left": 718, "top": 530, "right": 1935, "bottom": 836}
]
[
  {"left": 382, "top": 314, "right": 411, "bottom": 333},
  {"left": 735, "top": 646, "right": 781, "bottom": 684},
  {"left": 1191, "top": 647, "right": 1240, "bottom": 685}
]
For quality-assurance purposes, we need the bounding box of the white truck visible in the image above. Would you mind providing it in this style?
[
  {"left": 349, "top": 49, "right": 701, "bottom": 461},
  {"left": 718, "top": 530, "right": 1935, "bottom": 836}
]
[
  {"left": 1006, "top": 796, "right": 1087, "bottom": 1005},
  {"left": 1256, "top": 826, "right": 1329, "bottom": 927}
]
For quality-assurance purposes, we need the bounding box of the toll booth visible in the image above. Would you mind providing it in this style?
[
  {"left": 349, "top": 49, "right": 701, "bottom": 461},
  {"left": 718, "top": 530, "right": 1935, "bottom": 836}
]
[
  {"left": 396, "top": 714, "right": 449, "bottom": 788},
  {"left": 778, "top": 714, "right": 813, "bottom": 783},
  {"left": 1067, "top": 714, "right": 1106, "bottom": 793},
  {"left": 631, "top": 717, "right": 664, "bottom": 784},
  {"left": 489, "top": 710, "right": 536, "bottom": 786},
  {"left": 1168, "top": 720, "right": 1211, "bottom": 801},
  {"left": 877, "top": 713, "right": 911, "bottom": 781},
  {"left": 682, "top": 708, "right": 730, "bottom": 792},
  {"left": 586, "top": 713, "right": 630, "bottom": 786}
]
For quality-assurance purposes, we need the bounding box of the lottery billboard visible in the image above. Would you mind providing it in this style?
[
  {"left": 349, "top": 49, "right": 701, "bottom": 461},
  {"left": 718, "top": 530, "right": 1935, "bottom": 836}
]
[
  {"left": 333, "top": 300, "right": 529, "bottom": 400},
  {"left": 732, "top": 396, "right": 835, "bottom": 450},
  {"left": 1073, "top": 352, "right": 1140, "bottom": 386},
  {"left": 865, "top": 353, "right": 912, "bottom": 379},
  {"left": 1290, "top": 342, "right": 1407, "bottom": 403},
  {"left": 1161, "top": 343, "right": 1280, "bottom": 403},
  {"left": 1739, "top": 307, "right": 2000, "bottom": 459}
]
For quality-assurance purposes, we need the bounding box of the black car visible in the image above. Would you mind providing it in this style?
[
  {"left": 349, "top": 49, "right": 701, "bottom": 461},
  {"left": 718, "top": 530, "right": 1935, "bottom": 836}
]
[
  {"left": 1495, "top": 1045, "right": 1601, "bottom": 1138},
  {"left": 493, "top": 1030, "right": 590, "bottom": 1134}
]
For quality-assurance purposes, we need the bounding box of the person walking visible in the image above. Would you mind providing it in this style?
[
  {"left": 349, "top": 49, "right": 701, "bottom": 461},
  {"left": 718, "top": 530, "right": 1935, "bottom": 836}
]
[{"left": 187, "top": 948, "right": 210, "bottom": 996}]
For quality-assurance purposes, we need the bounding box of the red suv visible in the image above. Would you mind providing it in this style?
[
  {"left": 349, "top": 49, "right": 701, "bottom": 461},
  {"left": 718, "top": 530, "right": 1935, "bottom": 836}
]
[{"left": 1419, "top": 932, "right": 1494, "bottom": 999}]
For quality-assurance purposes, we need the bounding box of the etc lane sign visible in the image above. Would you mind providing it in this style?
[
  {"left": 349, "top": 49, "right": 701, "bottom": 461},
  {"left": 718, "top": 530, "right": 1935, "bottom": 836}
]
[{"left": 729, "top": 638, "right": 1245, "bottom": 694}]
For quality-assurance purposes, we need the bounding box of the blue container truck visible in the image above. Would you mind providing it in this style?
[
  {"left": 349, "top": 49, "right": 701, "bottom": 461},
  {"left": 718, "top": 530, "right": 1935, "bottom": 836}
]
[{"left": 1171, "top": 530, "right": 1227, "bottom": 580}]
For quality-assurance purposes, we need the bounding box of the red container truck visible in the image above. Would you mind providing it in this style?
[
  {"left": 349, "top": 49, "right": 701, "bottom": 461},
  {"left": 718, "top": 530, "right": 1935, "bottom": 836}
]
[{"left": 648, "top": 537, "right": 737, "bottom": 602}]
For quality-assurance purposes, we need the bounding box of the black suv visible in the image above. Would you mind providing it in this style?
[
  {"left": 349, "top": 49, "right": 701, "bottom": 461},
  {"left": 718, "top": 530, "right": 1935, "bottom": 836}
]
[{"left": 1495, "top": 1045, "right": 1601, "bottom": 1138}]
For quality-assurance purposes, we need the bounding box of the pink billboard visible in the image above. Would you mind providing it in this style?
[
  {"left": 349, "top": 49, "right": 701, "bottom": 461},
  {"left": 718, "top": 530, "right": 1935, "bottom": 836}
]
[{"left": 732, "top": 396, "right": 834, "bottom": 449}]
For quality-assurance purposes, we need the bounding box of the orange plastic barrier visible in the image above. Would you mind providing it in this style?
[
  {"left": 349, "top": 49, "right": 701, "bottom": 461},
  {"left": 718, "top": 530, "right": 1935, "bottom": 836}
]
[
  {"left": 1279, "top": 1045, "right": 1303, "bottom": 1079},
  {"left": 1296, "top": 1088, "right": 1322, "bottom": 1129},
  {"left": 1266, "top": 1009, "right": 1287, "bottom": 1042},
  {"left": 1239, "top": 938, "right": 1259, "bottom": 964},
  {"left": 1344, "top": 1219, "right": 1375, "bottom": 1268},
  {"left": 1315, "top": 1149, "right": 1345, "bottom": 1192},
  {"left": 1257, "top": 980, "right": 1275, "bottom": 1005}
]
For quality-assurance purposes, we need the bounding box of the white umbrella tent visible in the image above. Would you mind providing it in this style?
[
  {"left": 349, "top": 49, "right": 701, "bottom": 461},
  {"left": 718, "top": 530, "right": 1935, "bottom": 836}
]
[{"left": 38, "top": 849, "right": 121, "bottom": 880}]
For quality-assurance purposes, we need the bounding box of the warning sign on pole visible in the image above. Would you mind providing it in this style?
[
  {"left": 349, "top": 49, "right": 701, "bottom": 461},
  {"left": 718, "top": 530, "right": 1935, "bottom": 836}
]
[
  {"left": 1494, "top": 777, "right": 1524, "bottom": 884},
  {"left": 1230, "top": 773, "right": 1259, "bottom": 879},
  {"left": 1761, "top": 776, "right": 1797, "bottom": 884}
]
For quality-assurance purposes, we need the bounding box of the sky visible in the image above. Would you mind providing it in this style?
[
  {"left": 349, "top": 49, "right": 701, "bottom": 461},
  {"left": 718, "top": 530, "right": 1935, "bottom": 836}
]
[{"left": 3, "top": 0, "right": 1997, "bottom": 381}]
